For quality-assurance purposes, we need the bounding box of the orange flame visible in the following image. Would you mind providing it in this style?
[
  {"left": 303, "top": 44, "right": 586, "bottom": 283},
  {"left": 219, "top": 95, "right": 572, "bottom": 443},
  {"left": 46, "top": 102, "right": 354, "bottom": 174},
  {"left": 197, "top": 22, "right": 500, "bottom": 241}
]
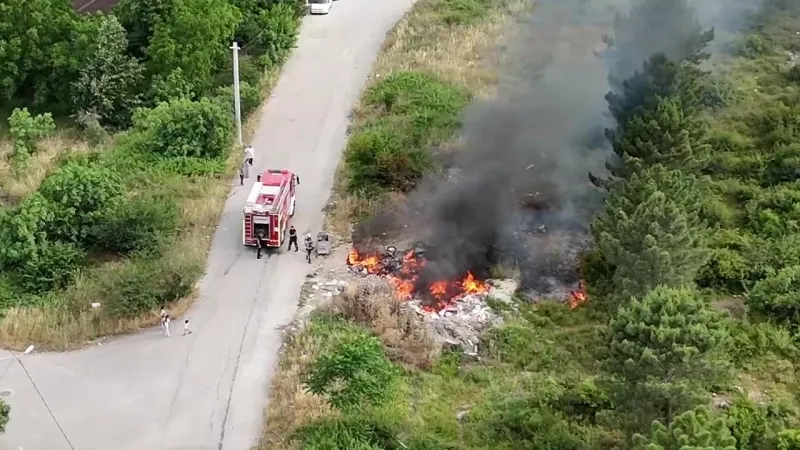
[
  {"left": 567, "top": 281, "right": 588, "bottom": 309},
  {"left": 346, "top": 247, "right": 494, "bottom": 312}
]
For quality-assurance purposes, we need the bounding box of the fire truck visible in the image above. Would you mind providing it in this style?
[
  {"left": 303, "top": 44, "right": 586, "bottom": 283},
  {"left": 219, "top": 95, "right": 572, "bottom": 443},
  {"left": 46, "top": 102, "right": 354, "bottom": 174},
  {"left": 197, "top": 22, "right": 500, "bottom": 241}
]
[{"left": 243, "top": 169, "right": 299, "bottom": 248}]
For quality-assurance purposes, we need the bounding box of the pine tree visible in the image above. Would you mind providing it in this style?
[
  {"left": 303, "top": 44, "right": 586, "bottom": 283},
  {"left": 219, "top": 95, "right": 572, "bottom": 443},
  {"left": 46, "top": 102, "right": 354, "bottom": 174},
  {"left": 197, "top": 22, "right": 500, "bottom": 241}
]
[
  {"left": 591, "top": 165, "right": 709, "bottom": 300},
  {"left": 632, "top": 406, "right": 737, "bottom": 450},
  {"left": 603, "top": 286, "right": 732, "bottom": 432},
  {"left": 606, "top": 96, "right": 709, "bottom": 180}
]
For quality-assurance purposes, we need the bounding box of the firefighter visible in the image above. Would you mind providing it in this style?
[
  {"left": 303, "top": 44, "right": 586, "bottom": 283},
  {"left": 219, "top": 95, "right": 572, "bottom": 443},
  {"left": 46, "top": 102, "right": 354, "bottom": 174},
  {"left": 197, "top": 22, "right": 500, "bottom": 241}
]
[
  {"left": 304, "top": 233, "right": 314, "bottom": 264},
  {"left": 256, "top": 230, "right": 266, "bottom": 259},
  {"left": 287, "top": 225, "right": 298, "bottom": 252}
]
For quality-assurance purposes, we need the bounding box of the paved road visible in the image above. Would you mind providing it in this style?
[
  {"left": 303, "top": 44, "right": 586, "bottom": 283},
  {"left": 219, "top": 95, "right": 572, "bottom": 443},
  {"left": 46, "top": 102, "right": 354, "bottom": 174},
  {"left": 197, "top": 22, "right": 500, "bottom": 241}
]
[{"left": 0, "top": 1, "right": 413, "bottom": 448}]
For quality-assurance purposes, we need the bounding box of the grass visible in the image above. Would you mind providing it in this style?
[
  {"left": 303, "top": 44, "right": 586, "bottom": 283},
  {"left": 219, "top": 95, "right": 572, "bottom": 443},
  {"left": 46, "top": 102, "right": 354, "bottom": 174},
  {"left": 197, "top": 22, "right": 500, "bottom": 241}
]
[{"left": 0, "top": 69, "right": 282, "bottom": 350}]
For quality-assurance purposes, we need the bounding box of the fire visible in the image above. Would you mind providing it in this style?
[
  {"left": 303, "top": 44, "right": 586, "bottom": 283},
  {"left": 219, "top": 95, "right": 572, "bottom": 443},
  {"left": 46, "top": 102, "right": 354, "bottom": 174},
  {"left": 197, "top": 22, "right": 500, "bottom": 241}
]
[
  {"left": 568, "top": 281, "right": 588, "bottom": 309},
  {"left": 346, "top": 247, "right": 490, "bottom": 311}
]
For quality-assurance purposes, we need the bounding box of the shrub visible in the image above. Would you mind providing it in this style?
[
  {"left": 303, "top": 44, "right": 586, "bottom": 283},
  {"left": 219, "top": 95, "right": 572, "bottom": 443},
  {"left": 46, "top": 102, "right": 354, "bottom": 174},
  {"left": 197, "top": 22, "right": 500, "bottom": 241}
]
[
  {"left": 776, "top": 429, "right": 800, "bottom": 450},
  {"left": 0, "top": 194, "right": 54, "bottom": 270},
  {"left": 346, "top": 72, "right": 469, "bottom": 194},
  {"left": 432, "top": 0, "right": 491, "bottom": 26},
  {"left": 104, "top": 259, "right": 195, "bottom": 318},
  {"left": 303, "top": 331, "right": 399, "bottom": 411},
  {"left": 213, "top": 81, "right": 263, "bottom": 120},
  {"left": 725, "top": 395, "right": 772, "bottom": 450},
  {"left": 748, "top": 265, "right": 800, "bottom": 325},
  {"left": 150, "top": 68, "right": 197, "bottom": 103},
  {"left": 7, "top": 107, "right": 56, "bottom": 161},
  {"left": 91, "top": 194, "right": 179, "bottom": 255},
  {"left": 14, "top": 241, "right": 87, "bottom": 293},
  {"left": 345, "top": 123, "right": 430, "bottom": 193},
  {"left": 632, "top": 406, "right": 736, "bottom": 450},
  {"left": 0, "top": 399, "right": 8, "bottom": 434},
  {"left": 293, "top": 415, "right": 399, "bottom": 450},
  {"left": 132, "top": 97, "right": 233, "bottom": 159},
  {"left": 39, "top": 162, "right": 125, "bottom": 243}
]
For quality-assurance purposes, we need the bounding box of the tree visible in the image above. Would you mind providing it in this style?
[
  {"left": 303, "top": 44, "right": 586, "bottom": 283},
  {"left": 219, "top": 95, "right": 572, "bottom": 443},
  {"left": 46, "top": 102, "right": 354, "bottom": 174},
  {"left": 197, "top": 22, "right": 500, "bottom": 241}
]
[
  {"left": 132, "top": 97, "right": 233, "bottom": 159},
  {"left": 115, "top": 0, "right": 176, "bottom": 58},
  {"left": 147, "top": 0, "right": 242, "bottom": 95},
  {"left": 303, "top": 332, "right": 398, "bottom": 411},
  {"left": 230, "top": 0, "right": 301, "bottom": 66},
  {"left": 605, "top": 97, "right": 709, "bottom": 180},
  {"left": 71, "top": 15, "right": 144, "bottom": 129},
  {"left": 0, "top": 194, "right": 56, "bottom": 271},
  {"left": 38, "top": 163, "right": 125, "bottom": 243},
  {"left": 632, "top": 406, "right": 737, "bottom": 450},
  {"left": 748, "top": 265, "right": 800, "bottom": 326},
  {"left": 0, "top": 0, "right": 78, "bottom": 103},
  {"left": 7, "top": 108, "right": 56, "bottom": 162},
  {"left": 591, "top": 166, "right": 710, "bottom": 300},
  {"left": 603, "top": 286, "right": 732, "bottom": 431}
]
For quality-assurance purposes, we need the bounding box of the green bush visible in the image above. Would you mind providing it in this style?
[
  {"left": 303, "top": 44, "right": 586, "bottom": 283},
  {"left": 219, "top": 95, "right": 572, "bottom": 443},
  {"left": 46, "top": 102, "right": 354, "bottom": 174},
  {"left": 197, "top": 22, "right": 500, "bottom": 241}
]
[
  {"left": 728, "top": 320, "right": 798, "bottom": 368},
  {"left": 776, "top": 429, "right": 800, "bottom": 450},
  {"left": 104, "top": 259, "right": 195, "bottom": 318},
  {"left": 132, "top": 97, "right": 234, "bottom": 159},
  {"left": 213, "top": 81, "right": 263, "bottom": 120},
  {"left": 725, "top": 395, "right": 772, "bottom": 450},
  {"left": 632, "top": 406, "right": 736, "bottom": 450},
  {"left": 303, "top": 331, "right": 399, "bottom": 411},
  {"left": 7, "top": 107, "right": 56, "bottom": 162},
  {"left": 346, "top": 71, "right": 469, "bottom": 194},
  {"left": 0, "top": 399, "right": 9, "bottom": 434},
  {"left": 150, "top": 68, "right": 197, "bottom": 103},
  {"left": 39, "top": 162, "right": 125, "bottom": 243},
  {"left": 293, "top": 415, "right": 399, "bottom": 450},
  {"left": 91, "top": 194, "right": 179, "bottom": 255},
  {"left": 14, "top": 241, "right": 86, "bottom": 293},
  {"left": 345, "top": 123, "right": 430, "bottom": 193},
  {"left": 432, "top": 0, "right": 491, "bottom": 26},
  {"left": 748, "top": 265, "right": 800, "bottom": 325}
]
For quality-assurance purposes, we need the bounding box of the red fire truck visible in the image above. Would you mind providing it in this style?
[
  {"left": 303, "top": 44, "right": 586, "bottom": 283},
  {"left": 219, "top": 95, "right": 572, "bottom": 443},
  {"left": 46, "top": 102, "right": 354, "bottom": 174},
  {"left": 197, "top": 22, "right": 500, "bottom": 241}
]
[{"left": 243, "top": 169, "right": 299, "bottom": 248}]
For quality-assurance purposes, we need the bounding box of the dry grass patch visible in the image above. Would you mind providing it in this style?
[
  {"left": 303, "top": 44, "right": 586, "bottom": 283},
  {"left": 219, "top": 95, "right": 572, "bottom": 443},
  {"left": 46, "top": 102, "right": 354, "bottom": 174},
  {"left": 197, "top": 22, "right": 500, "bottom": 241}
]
[
  {"left": 331, "top": 280, "right": 437, "bottom": 370},
  {"left": 0, "top": 133, "right": 92, "bottom": 203}
]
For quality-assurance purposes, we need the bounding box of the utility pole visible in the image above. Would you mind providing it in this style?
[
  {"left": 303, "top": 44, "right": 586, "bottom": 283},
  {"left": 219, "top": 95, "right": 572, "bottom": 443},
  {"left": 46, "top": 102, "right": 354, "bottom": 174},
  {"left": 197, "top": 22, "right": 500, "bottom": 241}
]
[{"left": 230, "top": 41, "right": 243, "bottom": 147}]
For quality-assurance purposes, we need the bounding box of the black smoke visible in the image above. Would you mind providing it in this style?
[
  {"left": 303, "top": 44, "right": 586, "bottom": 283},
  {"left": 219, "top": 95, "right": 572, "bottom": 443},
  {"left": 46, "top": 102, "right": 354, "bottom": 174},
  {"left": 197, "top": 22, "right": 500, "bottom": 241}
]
[{"left": 355, "top": 0, "right": 764, "bottom": 301}]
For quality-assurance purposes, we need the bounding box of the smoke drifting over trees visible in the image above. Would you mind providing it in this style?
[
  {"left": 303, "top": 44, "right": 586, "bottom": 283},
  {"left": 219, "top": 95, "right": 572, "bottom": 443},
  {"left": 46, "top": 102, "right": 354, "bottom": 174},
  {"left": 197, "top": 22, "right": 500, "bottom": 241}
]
[{"left": 357, "top": 0, "right": 762, "bottom": 298}]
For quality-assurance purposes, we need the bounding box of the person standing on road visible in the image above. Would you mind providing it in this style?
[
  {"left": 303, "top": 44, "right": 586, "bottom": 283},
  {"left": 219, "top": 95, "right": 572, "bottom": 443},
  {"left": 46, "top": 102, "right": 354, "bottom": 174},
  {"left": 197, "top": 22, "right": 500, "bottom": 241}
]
[
  {"left": 183, "top": 319, "right": 192, "bottom": 336},
  {"left": 245, "top": 144, "right": 255, "bottom": 166},
  {"left": 163, "top": 314, "right": 171, "bottom": 337},
  {"left": 238, "top": 164, "right": 245, "bottom": 185},
  {"left": 287, "top": 225, "right": 298, "bottom": 252}
]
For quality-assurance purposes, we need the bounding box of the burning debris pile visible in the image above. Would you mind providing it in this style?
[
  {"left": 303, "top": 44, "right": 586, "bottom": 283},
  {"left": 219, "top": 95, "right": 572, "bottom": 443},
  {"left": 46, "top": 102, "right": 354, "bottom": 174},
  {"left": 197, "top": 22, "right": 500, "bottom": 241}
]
[
  {"left": 346, "top": 246, "right": 491, "bottom": 311},
  {"left": 346, "top": 245, "right": 588, "bottom": 311}
]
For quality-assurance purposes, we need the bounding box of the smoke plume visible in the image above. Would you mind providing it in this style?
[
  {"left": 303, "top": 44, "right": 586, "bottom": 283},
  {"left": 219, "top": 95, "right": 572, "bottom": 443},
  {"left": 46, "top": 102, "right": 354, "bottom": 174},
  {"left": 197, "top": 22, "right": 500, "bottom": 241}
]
[{"left": 356, "top": 0, "right": 765, "bottom": 301}]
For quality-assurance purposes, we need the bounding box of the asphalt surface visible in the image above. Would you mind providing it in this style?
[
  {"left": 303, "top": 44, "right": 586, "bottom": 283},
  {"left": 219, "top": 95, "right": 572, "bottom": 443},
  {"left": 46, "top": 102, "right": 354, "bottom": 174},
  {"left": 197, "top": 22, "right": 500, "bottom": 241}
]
[{"left": 0, "top": 1, "right": 414, "bottom": 448}]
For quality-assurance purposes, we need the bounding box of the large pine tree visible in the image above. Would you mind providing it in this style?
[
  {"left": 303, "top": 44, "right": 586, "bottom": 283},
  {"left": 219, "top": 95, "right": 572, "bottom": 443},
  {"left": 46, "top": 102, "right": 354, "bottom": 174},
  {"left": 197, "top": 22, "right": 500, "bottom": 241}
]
[{"left": 591, "top": 165, "right": 709, "bottom": 300}]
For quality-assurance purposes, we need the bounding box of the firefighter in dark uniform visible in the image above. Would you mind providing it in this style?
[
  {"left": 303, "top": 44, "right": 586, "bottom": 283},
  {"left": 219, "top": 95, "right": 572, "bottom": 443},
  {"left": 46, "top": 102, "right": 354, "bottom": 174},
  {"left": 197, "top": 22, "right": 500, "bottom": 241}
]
[
  {"left": 287, "top": 225, "right": 298, "bottom": 252},
  {"left": 304, "top": 233, "right": 314, "bottom": 264},
  {"left": 256, "top": 231, "right": 267, "bottom": 259}
]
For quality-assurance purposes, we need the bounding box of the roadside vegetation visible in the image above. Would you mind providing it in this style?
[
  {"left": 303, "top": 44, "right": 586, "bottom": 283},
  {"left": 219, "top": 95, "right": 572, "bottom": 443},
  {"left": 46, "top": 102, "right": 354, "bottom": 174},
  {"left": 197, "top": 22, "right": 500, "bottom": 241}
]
[
  {"left": 0, "top": 0, "right": 306, "bottom": 349},
  {"left": 264, "top": 0, "right": 800, "bottom": 448}
]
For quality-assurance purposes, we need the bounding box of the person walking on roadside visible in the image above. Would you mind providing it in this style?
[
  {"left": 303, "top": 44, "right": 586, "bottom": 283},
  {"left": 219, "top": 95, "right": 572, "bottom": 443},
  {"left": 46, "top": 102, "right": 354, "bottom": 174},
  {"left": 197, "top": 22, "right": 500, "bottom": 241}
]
[
  {"left": 238, "top": 165, "right": 245, "bottom": 185},
  {"left": 287, "top": 225, "right": 298, "bottom": 252},
  {"left": 245, "top": 144, "right": 255, "bottom": 166},
  {"left": 183, "top": 319, "right": 192, "bottom": 336}
]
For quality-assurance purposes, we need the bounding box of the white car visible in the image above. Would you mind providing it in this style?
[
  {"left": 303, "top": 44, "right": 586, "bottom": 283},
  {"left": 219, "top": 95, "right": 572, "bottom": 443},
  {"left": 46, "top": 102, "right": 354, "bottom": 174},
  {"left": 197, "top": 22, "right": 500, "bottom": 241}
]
[{"left": 309, "top": 0, "right": 333, "bottom": 15}]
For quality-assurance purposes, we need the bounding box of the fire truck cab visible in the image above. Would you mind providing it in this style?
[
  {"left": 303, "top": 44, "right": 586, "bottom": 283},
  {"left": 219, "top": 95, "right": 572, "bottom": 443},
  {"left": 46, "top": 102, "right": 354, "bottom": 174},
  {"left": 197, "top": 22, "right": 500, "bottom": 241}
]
[{"left": 243, "top": 169, "right": 299, "bottom": 248}]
